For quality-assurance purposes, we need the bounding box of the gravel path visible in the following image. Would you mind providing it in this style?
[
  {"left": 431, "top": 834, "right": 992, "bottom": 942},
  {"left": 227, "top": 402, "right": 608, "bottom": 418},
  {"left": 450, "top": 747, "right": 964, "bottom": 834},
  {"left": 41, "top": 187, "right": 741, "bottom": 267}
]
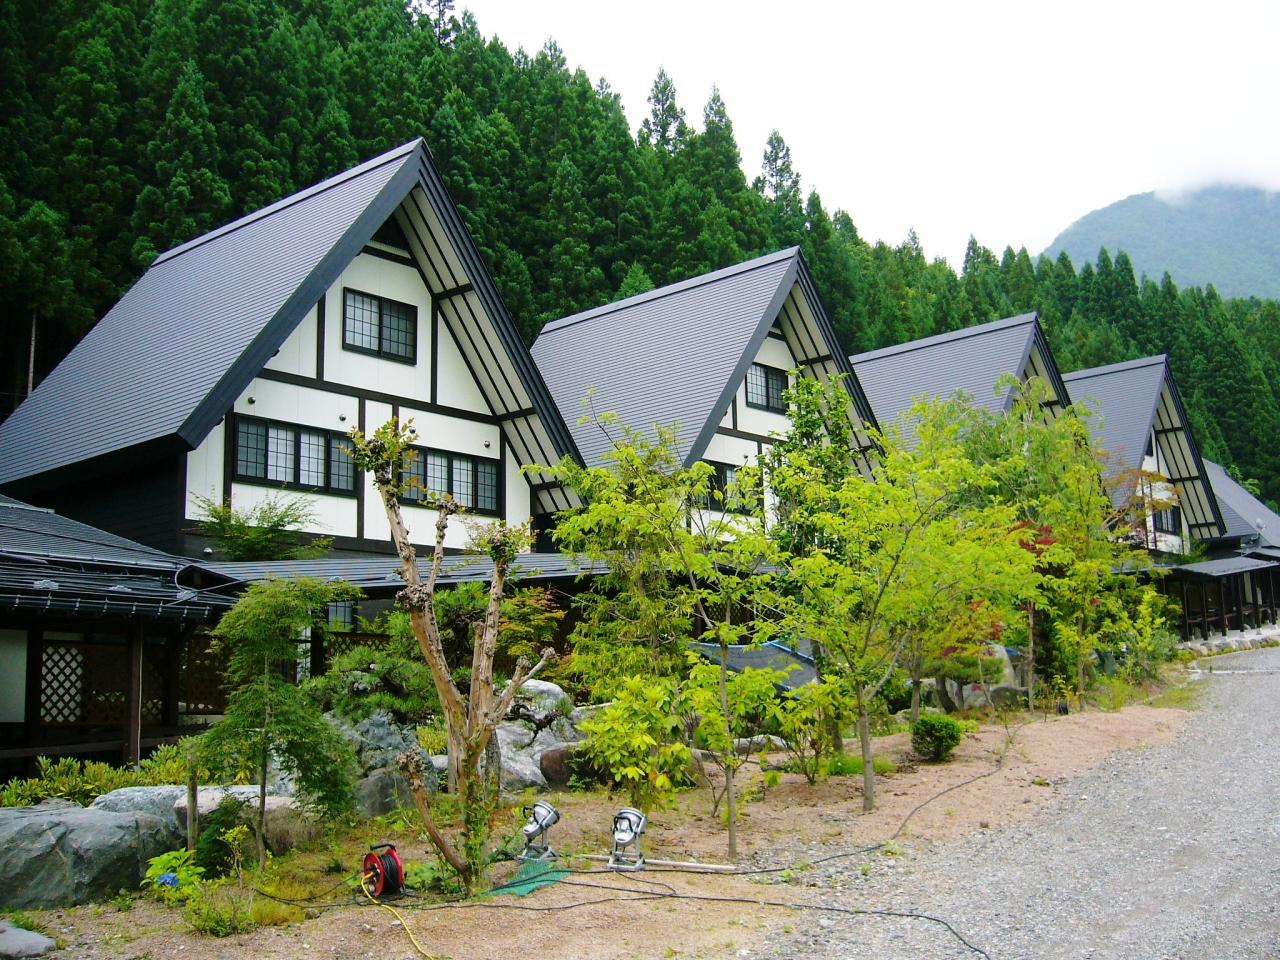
[{"left": 756, "top": 647, "right": 1280, "bottom": 960}]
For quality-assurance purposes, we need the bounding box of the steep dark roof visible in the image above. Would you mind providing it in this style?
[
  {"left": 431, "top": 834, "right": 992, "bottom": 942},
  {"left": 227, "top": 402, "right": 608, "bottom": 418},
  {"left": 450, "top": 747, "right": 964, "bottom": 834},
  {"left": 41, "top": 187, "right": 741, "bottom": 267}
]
[
  {"left": 0, "top": 140, "right": 579, "bottom": 511},
  {"left": 531, "top": 248, "right": 877, "bottom": 468},
  {"left": 0, "top": 495, "right": 227, "bottom": 620},
  {"left": 850, "top": 313, "right": 1070, "bottom": 442},
  {"left": 0, "top": 493, "right": 180, "bottom": 570},
  {"left": 1065, "top": 356, "right": 1225, "bottom": 540},
  {"left": 1203, "top": 459, "right": 1280, "bottom": 545}
]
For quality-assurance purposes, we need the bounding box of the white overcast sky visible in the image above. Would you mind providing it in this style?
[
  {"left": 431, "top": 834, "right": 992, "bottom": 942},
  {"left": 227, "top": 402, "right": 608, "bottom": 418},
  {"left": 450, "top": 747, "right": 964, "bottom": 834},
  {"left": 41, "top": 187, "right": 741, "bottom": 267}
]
[{"left": 461, "top": 0, "right": 1280, "bottom": 268}]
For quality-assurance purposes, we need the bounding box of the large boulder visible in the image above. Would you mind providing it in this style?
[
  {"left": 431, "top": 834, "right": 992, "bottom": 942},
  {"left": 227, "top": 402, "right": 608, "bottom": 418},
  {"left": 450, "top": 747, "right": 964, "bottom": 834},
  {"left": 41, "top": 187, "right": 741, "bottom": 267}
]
[
  {"left": 495, "top": 722, "right": 546, "bottom": 791},
  {"left": 514, "top": 679, "right": 570, "bottom": 714},
  {"left": 90, "top": 785, "right": 187, "bottom": 847},
  {"left": 0, "top": 920, "right": 56, "bottom": 958},
  {"left": 355, "top": 769, "right": 414, "bottom": 818},
  {"left": 329, "top": 711, "right": 423, "bottom": 774},
  {"left": 0, "top": 804, "right": 171, "bottom": 908}
]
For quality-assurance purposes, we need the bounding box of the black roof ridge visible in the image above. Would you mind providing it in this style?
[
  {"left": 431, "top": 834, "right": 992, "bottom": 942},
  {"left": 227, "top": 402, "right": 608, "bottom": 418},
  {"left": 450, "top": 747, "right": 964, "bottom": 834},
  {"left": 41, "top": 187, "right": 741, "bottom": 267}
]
[
  {"left": 1062, "top": 354, "right": 1169, "bottom": 381},
  {"left": 538, "top": 247, "right": 801, "bottom": 337},
  {"left": 154, "top": 139, "right": 424, "bottom": 266},
  {"left": 850, "top": 312, "right": 1038, "bottom": 365}
]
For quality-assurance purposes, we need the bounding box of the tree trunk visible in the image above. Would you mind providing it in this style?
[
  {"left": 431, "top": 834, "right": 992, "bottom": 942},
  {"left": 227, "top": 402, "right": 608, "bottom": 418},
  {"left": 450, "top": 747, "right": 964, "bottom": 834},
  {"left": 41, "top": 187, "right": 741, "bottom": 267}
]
[
  {"left": 186, "top": 741, "right": 199, "bottom": 853},
  {"left": 814, "top": 642, "right": 843, "bottom": 757},
  {"left": 718, "top": 640, "right": 737, "bottom": 861},
  {"left": 1026, "top": 603, "right": 1036, "bottom": 710},
  {"left": 27, "top": 309, "right": 36, "bottom": 397},
  {"left": 909, "top": 649, "right": 923, "bottom": 724},
  {"left": 856, "top": 683, "right": 875, "bottom": 812},
  {"left": 256, "top": 656, "right": 270, "bottom": 869}
]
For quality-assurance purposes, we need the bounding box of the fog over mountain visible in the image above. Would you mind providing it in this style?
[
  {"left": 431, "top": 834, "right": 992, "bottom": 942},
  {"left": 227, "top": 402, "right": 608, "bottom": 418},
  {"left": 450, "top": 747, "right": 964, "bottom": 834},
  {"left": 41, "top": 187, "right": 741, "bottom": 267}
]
[{"left": 1043, "top": 185, "right": 1280, "bottom": 300}]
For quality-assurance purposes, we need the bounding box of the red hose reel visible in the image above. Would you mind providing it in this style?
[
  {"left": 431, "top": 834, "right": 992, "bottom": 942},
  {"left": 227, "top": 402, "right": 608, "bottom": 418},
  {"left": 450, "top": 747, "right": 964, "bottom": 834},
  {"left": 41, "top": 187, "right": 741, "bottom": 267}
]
[{"left": 362, "top": 842, "right": 405, "bottom": 900}]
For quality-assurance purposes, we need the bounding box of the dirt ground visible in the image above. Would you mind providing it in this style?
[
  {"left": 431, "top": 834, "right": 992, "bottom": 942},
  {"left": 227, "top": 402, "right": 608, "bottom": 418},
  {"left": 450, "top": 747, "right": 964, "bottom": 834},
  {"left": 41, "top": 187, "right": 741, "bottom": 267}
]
[{"left": 37, "top": 702, "right": 1189, "bottom": 960}]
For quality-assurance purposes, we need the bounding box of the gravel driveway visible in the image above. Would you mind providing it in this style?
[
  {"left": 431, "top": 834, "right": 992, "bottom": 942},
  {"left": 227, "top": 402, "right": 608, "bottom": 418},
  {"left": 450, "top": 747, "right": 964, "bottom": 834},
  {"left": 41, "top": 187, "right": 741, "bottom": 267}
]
[{"left": 757, "top": 646, "right": 1280, "bottom": 960}]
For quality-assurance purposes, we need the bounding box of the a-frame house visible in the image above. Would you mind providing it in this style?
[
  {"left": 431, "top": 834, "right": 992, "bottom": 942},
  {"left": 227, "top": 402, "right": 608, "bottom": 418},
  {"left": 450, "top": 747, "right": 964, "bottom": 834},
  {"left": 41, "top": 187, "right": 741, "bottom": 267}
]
[
  {"left": 849, "top": 313, "right": 1072, "bottom": 443},
  {"left": 0, "top": 140, "right": 580, "bottom": 558},
  {"left": 1062, "top": 355, "right": 1225, "bottom": 551},
  {"left": 531, "top": 247, "right": 879, "bottom": 477}
]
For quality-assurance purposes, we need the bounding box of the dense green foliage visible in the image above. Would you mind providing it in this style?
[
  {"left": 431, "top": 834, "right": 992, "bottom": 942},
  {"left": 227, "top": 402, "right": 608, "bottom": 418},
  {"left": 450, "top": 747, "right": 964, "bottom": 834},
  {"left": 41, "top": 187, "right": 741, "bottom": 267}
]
[
  {"left": 910, "top": 714, "right": 964, "bottom": 762},
  {"left": 2, "top": 0, "right": 1277, "bottom": 506},
  {"left": 201, "top": 578, "right": 359, "bottom": 829},
  {"left": 1045, "top": 186, "right": 1280, "bottom": 300},
  {"left": 0, "top": 740, "right": 224, "bottom": 807}
]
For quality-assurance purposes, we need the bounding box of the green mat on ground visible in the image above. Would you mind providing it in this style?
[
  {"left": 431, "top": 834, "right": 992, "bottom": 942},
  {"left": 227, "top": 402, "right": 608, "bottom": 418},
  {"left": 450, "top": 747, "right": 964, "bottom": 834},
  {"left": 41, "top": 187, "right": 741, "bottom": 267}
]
[{"left": 495, "top": 859, "right": 568, "bottom": 897}]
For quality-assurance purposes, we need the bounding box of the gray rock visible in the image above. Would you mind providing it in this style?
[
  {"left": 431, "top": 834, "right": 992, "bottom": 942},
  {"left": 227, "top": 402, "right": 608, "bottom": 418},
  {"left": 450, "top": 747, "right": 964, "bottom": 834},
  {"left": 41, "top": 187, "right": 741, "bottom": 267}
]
[
  {"left": 496, "top": 722, "right": 547, "bottom": 791},
  {"left": 91, "top": 785, "right": 187, "bottom": 847},
  {"left": 513, "top": 678, "right": 570, "bottom": 713},
  {"left": 734, "top": 734, "right": 786, "bottom": 755},
  {"left": 0, "top": 920, "right": 56, "bottom": 958},
  {"left": 429, "top": 754, "right": 449, "bottom": 780},
  {"left": 330, "top": 710, "right": 423, "bottom": 774},
  {"left": 0, "top": 805, "right": 170, "bottom": 908},
  {"left": 355, "top": 768, "right": 414, "bottom": 819}
]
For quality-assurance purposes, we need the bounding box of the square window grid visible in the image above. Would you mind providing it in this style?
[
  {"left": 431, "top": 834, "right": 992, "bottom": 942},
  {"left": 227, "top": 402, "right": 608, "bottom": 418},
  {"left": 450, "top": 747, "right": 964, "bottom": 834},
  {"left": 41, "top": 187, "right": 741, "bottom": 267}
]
[
  {"left": 299, "top": 430, "right": 327, "bottom": 487},
  {"left": 330, "top": 438, "right": 355, "bottom": 492},
  {"left": 236, "top": 420, "right": 267, "bottom": 479},
  {"left": 266, "top": 426, "right": 295, "bottom": 482},
  {"left": 344, "top": 290, "right": 381, "bottom": 352},
  {"left": 381, "top": 300, "right": 415, "bottom": 360}
]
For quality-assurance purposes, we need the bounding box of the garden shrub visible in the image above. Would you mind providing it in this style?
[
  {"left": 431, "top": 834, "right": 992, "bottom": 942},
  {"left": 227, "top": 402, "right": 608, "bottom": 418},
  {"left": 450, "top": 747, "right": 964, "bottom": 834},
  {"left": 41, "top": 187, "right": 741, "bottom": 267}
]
[
  {"left": 579, "top": 675, "right": 692, "bottom": 810},
  {"left": 911, "top": 713, "right": 964, "bottom": 762},
  {"left": 142, "top": 849, "right": 204, "bottom": 903},
  {"left": 182, "top": 881, "right": 255, "bottom": 937},
  {"left": 195, "top": 795, "right": 250, "bottom": 878}
]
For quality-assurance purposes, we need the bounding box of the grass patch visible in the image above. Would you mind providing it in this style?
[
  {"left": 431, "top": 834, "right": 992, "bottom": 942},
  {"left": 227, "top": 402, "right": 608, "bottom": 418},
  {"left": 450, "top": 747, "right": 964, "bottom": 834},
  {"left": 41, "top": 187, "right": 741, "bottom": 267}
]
[
  {"left": 825, "top": 754, "right": 897, "bottom": 777},
  {"left": 1149, "top": 682, "right": 1199, "bottom": 710}
]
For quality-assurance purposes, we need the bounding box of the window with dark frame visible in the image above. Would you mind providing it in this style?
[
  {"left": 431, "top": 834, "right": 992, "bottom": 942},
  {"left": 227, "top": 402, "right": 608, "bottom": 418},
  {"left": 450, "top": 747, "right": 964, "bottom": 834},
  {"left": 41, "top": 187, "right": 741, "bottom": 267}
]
[
  {"left": 342, "top": 288, "right": 417, "bottom": 363},
  {"left": 234, "top": 416, "right": 358, "bottom": 495},
  {"left": 745, "top": 363, "right": 787, "bottom": 413},
  {"left": 1152, "top": 504, "right": 1182, "bottom": 535},
  {"left": 401, "top": 446, "right": 501, "bottom": 515}
]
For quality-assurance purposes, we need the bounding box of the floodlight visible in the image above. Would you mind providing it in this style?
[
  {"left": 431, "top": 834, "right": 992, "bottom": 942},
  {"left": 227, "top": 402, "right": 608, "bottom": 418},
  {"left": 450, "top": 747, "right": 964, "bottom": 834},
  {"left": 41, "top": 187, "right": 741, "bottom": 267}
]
[
  {"left": 608, "top": 807, "right": 647, "bottom": 870},
  {"left": 519, "top": 800, "right": 560, "bottom": 861}
]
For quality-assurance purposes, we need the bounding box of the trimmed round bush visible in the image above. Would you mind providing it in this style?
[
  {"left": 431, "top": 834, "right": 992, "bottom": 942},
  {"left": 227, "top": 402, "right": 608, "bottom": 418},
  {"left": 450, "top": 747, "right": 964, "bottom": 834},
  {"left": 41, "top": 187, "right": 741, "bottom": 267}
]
[{"left": 911, "top": 714, "right": 964, "bottom": 762}]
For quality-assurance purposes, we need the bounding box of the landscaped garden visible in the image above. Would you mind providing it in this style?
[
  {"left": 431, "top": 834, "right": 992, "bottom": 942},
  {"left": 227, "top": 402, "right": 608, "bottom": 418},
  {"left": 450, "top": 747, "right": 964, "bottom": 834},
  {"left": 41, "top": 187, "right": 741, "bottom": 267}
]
[{"left": 1, "top": 380, "right": 1225, "bottom": 957}]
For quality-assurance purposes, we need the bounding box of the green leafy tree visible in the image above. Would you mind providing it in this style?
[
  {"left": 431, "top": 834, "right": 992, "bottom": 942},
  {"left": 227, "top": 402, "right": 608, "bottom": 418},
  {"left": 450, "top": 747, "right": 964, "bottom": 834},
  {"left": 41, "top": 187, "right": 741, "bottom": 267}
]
[
  {"left": 542, "top": 413, "right": 778, "bottom": 859},
  {"left": 348, "top": 418, "right": 556, "bottom": 894},
  {"left": 201, "top": 577, "right": 360, "bottom": 867},
  {"left": 192, "top": 492, "right": 332, "bottom": 561},
  {"left": 770, "top": 390, "right": 1034, "bottom": 810}
]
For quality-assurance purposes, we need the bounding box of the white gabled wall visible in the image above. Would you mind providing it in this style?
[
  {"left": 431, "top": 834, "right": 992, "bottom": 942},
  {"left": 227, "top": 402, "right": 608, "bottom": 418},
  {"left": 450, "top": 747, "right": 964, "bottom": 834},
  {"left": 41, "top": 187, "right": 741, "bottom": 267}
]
[
  {"left": 183, "top": 251, "right": 532, "bottom": 552},
  {"left": 264, "top": 304, "right": 318, "bottom": 378},
  {"left": 323, "top": 253, "right": 434, "bottom": 405},
  {"left": 734, "top": 336, "right": 796, "bottom": 440}
]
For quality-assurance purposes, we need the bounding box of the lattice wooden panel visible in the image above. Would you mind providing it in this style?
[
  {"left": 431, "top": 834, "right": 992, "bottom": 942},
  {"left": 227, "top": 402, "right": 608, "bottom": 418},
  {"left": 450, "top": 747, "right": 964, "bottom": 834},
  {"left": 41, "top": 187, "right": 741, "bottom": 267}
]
[
  {"left": 182, "top": 632, "right": 228, "bottom": 715},
  {"left": 324, "top": 631, "right": 388, "bottom": 663},
  {"left": 39, "top": 642, "right": 86, "bottom": 725}
]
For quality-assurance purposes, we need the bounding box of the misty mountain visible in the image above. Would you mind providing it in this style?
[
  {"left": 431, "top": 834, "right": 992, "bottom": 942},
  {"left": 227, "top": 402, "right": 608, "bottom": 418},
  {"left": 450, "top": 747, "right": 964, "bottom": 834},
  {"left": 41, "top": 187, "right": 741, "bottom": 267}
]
[{"left": 1043, "top": 185, "right": 1280, "bottom": 299}]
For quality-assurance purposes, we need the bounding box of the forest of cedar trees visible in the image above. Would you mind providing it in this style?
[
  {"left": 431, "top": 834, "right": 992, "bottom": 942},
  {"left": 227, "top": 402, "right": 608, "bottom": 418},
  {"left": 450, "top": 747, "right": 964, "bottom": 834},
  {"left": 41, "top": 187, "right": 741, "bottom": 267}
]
[{"left": 3, "top": 0, "right": 1279, "bottom": 505}]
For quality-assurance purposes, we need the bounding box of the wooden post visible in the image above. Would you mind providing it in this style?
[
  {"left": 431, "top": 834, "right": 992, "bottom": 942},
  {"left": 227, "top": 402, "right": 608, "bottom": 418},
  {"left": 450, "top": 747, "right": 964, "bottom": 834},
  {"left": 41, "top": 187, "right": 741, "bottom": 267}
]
[
  {"left": 1217, "top": 580, "right": 1228, "bottom": 636},
  {"left": 23, "top": 629, "right": 43, "bottom": 777},
  {"left": 1199, "top": 582, "right": 1210, "bottom": 641},
  {"left": 186, "top": 739, "right": 199, "bottom": 852},
  {"left": 125, "top": 625, "right": 144, "bottom": 767}
]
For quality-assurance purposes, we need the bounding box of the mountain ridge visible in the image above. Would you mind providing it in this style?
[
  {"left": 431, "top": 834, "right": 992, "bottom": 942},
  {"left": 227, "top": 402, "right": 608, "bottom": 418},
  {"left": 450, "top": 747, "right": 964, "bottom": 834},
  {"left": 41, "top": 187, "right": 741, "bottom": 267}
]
[{"left": 1043, "top": 185, "right": 1280, "bottom": 299}]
